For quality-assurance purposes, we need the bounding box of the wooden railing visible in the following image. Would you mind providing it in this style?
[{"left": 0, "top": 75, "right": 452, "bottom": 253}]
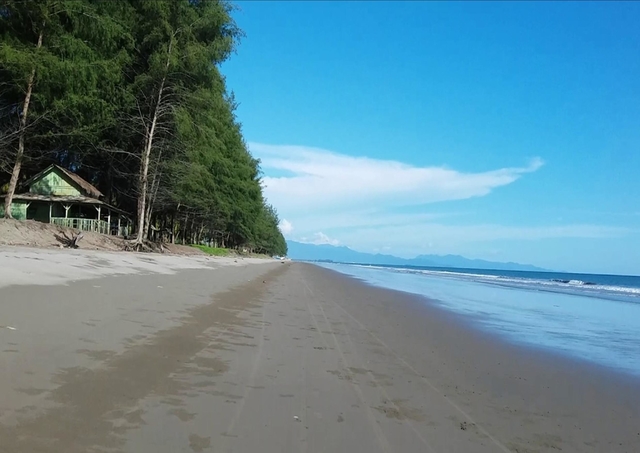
[{"left": 51, "top": 217, "right": 110, "bottom": 235}]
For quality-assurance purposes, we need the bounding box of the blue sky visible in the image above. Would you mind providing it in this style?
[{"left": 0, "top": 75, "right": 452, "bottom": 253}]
[{"left": 221, "top": 1, "right": 640, "bottom": 275}]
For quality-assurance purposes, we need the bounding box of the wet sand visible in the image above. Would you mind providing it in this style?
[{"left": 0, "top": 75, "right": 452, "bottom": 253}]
[{"left": 1, "top": 260, "right": 639, "bottom": 452}]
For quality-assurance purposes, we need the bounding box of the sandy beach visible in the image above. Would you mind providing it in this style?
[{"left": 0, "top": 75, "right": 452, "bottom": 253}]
[{"left": 1, "top": 251, "right": 639, "bottom": 453}]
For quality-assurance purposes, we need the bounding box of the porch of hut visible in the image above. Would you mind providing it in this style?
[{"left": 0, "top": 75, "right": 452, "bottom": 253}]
[
  {"left": 13, "top": 194, "right": 132, "bottom": 237},
  {"left": 0, "top": 164, "right": 132, "bottom": 237}
]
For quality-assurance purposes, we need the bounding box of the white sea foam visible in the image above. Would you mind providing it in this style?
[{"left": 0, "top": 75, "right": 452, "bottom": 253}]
[{"left": 344, "top": 264, "right": 640, "bottom": 300}]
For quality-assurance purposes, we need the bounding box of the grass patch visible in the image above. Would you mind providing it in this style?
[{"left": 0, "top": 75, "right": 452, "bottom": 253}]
[{"left": 191, "top": 245, "right": 230, "bottom": 256}]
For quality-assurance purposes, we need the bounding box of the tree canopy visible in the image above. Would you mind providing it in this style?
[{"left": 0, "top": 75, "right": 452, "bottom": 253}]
[{"left": 0, "top": 0, "right": 287, "bottom": 256}]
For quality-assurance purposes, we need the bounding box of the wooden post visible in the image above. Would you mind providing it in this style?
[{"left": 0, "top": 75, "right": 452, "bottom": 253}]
[
  {"left": 107, "top": 209, "right": 111, "bottom": 235},
  {"left": 94, "top": 205, "right": 101, "bottom": 233},
  {"left": 118, "top": 216, "right": 121, "bottom": 236},
  {"left": 63, "top": 204, "right": 70, "bottom": 219},
  {"left": 49, "top": 202, "right": 52, "bottom": 223},
  {"left": 22, "top": 201, "right": 31, "bottom": 220}
]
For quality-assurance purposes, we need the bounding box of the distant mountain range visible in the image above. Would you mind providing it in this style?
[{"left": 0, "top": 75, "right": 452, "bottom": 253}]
[{"left": 286, "top": 241, "right": 548, "bottom": 272}]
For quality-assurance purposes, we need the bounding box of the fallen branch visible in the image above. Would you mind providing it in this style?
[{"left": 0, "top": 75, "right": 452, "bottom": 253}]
[
  {"left": 54, "top": 230, "right": 84, "bottom": 248},
  {"left": 70, "top": 231, "right": 84, "bottom": 248}
]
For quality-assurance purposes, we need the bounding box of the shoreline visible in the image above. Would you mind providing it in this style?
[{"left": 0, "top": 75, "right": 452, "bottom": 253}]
[
  {"left": 313, "top": 263, "right": 640, "bottom": 388},
  {"left": 317, "top": 261, "right": 640, "bottom": 378},
  {"left": 302, "top": 263, "right": 640, "bottom": 451},
  {"left": 345, "top": 265, "right": 640, "bottom": 377}
]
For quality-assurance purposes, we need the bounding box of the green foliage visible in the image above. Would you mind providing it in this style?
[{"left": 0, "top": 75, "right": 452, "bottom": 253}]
[
  {"left": 191, "top": 245, "right": 230, "bottom": 256},
  {"left": 0, "top": 0, "right": 286, "bottom": 255}
]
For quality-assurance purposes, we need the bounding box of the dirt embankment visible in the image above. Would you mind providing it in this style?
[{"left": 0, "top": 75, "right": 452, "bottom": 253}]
[{"left": 0, "top": 219, "right": 203, "bottom": 256}]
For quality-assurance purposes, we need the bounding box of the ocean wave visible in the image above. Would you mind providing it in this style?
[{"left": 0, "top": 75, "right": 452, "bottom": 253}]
[
  {"left": 551, "top": 279, "right": 596, "bottom": 286},
  {"left": 344, "top": 265, "right": 640, "bottom": 299}
]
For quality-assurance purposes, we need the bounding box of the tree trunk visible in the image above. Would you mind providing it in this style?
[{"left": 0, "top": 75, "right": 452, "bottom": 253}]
[
  {"left": 197, "top": 223, "right": 205, "bottom": 244},
  {"left": 171, "top": 212, "right": 175, "bottom": 244},
  {"left": 181, "top": 212, "right": 189, "bottom": 244},
  {"left": 135, "top": 37, "right": 173, "bottom": 244},
  {"left": 144, "top": 154, "right": 162, "bottom": 240},
  {"left": 3, "top": 29, "right": 43, "bottom": 219}
]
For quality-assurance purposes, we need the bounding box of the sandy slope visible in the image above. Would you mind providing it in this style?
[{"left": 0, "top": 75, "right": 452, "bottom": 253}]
[
  {"left": 0, "top": 246, "right": 266, "bottom": 289},
  {"left": 0, "top": 219, "right": 129, "bottom": 251}
]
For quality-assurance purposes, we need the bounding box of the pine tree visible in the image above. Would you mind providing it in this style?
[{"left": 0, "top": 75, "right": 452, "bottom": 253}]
[
  {"left": 0, "top": 0, "right": 287, "bottom": 254},
  {"left": 0, "top": 0, "right": 128, "bottom": 216}
]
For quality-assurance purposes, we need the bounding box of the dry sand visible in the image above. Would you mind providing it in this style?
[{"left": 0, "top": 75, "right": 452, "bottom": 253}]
[
  {"left": 0, "top": 246, "right": 264, "bottom": 289},
  {"left": 0, "top": 255, "right": 639, "bottom": 452}
]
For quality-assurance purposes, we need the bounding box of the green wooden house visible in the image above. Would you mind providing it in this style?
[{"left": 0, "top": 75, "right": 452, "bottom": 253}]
[{"left": 0, "top": 165, "right": 132, "bottom": 236}]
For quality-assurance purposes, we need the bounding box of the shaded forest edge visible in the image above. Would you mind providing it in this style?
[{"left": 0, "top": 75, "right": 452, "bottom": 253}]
[{"left": 0, "top": 0, "right": 287, "bottom": 256}]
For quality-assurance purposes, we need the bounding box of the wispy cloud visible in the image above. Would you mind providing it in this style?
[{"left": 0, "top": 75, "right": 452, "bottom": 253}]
[
  {"left": 299, "top": 232, "right": 340, "bottom": 246},
  {"left": 250, "top": 142, "right": 631, "bottom": 260},
  {"left": 251, "top": 142, "right": 544, "bottom": 214},
  {"left": 336, "top": 222, "right": 632, "bottom": 257},
  {"left": 283, "top": 210, "right": 459, "bottom": 234},
  {"left": 341, "top": 222, "right": 630, "bottom": 245}
]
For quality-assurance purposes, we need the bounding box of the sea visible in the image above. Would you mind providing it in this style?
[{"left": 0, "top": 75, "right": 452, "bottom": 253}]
[{"left": 315, "top": 262, "right": 640, "bottom": 377}]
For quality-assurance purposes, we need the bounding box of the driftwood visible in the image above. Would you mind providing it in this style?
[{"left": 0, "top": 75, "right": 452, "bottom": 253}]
[
  {"left": 70, "top": 231, "right": 84, "bottom": 248},
  {"left": 53, "top": 230, "right": 84, "bottom": 248}
]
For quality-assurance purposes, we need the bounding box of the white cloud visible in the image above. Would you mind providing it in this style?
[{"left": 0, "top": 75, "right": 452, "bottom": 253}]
[
  {"left": 300, "top": 232, "right": 340, "bottom": 246},
  {"left": 345, "top": 222, "right": 629, "bottom": 244},
  {"left": 249, "top": 142, "right": 631, "bottom": 263},
  {"left": 279, "top": 218, "right": 294, "bottom": 235},
  {"left": 335, "top": 222, "right": 631, "bottom": 257},
  {"left": 285, "top": 210, "right": 457, "bottom": 233},
  {"left": 250, "top": 142, "right": 544, "bottom": 214}
]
